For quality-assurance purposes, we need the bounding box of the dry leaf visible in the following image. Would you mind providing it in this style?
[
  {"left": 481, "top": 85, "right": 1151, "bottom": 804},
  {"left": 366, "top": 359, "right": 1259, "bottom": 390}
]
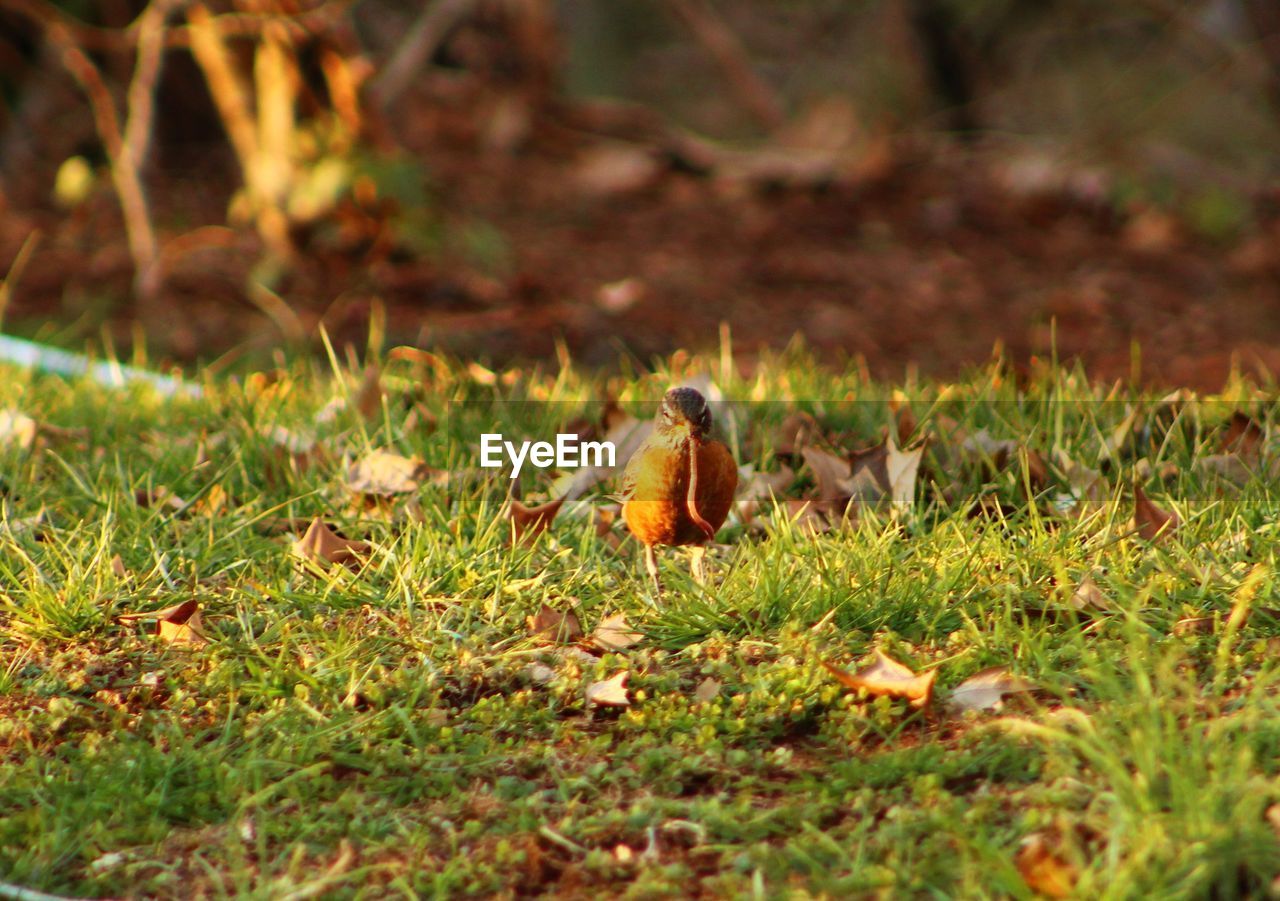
[
  {"left": 586, "top": 670, "right": 630, "bottom": 707},
  {"left": 509, "top": 496, "right": 566, "bottom": 545},
  {"left": 949, "top": 666, "right": 1036, "bottom": 712},
  {"left": 576, "top": 143, "right": 662, "bottom": 196},
  {"left": 1266, "top": 802, "right": 1280, "bottom": 840},
  {"left": 110, "top": 555, "right": 128, "bottom": 578},
  {"left": 774, "top": 411, "right": 823, "bottom": 459},
  {"left": 346, "top": 449, "right": 432, "bottom": 497},
  {"left": 1134, "top": 484, "right": 1178, "bottom": 541},
  {"left": 596, "top": 277, "right": 646, "bottom": 314},
  {"left": 1055, "top": 451, "right": 1109, "bottom": 516},
  {"left": 264, "top": 425, "right": 328, "bottom": 477},
  {"left": 528, "top": 603, "right": 584, "bottom": 643},
  {"left": 693, "top": 677, "right": 721, "bottom": 702},
  {"left": 593, "top": 613, "right": 642, "bottom": 651},
  {"left": 782, "top": 498, "right": 834, "bottom": 533},
  {"left": 1173, "top": 616, "right": 1214, "bottom": 636},
  {"left": 592, "top": 505, "right": 624, "bottom": 549},
  {"left": 822, "top": 649, "right": 936, "bottom": 709},
  {"left": 133, "top": 487, "right": 187, "bottom": 512},
  {"left": 733, "top": 464, "right": 797, "bottom": 524},
  {"left": 466, "top": 362, "right": 498, "bottom": 386},
  {"left": 1070, "top": 576, "right": 1110, "bottom": 612},
  {"left": 192, "top": 483, "right": 231, "bottom": 516},
  {"left": 802, "top": 447, "right": 853, "bottom": 507},
  {"left": 119, "top": 600, "right": 206, "bottom": 645},
  {"left": 0, "top": 409, "right": 37, "bottom": 449},
  {"left": 292, "top": 516, "right": 370, "bottom": 567},
  {"left": 1220, "top": 411, "right": 1264, "bottom": 458},
  {"left": 883, "top": 436, "right": 925, "bottom": 507},
  {"left": 353, "top": 363, "right": 383, "bottom": 419},
  {"left": 1015, "top": 833, "right": 1076, "bottom": 899},
  {"left": 523, "top": 663, "right": 557, "bottom": 685},
  {"left": 1193, "top": 453, "right": 1256, "bottom": 485}
]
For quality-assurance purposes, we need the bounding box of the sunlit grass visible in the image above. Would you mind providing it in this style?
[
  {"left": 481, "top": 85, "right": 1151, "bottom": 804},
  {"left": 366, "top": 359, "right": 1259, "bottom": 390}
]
[{"left": 1, "top": 350, "right": 1279, "bottom": 897}]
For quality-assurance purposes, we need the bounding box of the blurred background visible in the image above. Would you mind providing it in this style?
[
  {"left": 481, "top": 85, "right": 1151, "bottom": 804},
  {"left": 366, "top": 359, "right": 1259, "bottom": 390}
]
[{"left": 1, "top": 0, "right": 1280, "bottom": 386}]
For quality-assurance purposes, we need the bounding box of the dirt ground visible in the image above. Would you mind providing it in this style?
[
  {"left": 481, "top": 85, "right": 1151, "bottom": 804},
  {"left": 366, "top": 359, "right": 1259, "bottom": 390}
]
[{"left": 4, "top": 82, "right": 1280, "bottom": 390}]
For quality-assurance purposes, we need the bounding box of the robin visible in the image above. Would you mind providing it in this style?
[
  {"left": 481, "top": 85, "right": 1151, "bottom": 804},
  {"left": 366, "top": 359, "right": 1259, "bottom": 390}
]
[{"left": 621, "top": 387, "right": 738, "bottom": 590}]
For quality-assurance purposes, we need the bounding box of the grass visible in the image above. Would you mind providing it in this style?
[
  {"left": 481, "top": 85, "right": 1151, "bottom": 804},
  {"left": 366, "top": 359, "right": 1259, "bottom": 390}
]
[{"left": 2, "top": 346, "right": 1280, "bottom": 898}]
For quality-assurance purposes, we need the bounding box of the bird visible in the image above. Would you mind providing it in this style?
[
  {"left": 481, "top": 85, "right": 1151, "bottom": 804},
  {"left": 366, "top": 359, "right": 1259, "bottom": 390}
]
[{"left": 620, "top": 387, "right": 738, "bottom": 591}]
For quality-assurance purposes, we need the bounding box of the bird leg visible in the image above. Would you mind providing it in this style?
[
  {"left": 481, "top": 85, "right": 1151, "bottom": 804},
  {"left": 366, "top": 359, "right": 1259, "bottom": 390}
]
[
  {"left": 690, "top": 545, "right": 708, "bottom": 585},
  {"left": 644, "top": 543, "right": 662, "bottom": 594}
]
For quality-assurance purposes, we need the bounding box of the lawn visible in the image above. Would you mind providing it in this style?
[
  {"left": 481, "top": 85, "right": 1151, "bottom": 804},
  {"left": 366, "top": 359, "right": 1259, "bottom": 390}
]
[{"left": 3, "top": 345, "right": 1280, "bottom": 899}]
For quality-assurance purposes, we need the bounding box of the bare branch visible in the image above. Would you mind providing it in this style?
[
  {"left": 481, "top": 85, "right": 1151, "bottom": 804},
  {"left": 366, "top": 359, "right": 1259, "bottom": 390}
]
[
  {"left": 663, "top": 0, "right": 783, "bottom": 132},
  {"left": 0, "top": 0, "right": 354, "bottom": 50},
  {"left": 370, "top": 0, "right": 478, "bottom": 110}
]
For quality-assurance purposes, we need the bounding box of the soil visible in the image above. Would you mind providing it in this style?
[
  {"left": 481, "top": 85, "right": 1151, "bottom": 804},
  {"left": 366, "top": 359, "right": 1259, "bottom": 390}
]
[{"left": 4, "top": 82, "right": 1280, "bottom": 390}]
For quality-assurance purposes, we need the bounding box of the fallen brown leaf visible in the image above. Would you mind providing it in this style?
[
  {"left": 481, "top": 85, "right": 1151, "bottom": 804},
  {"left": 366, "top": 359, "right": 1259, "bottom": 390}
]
[
  {"left": 802, "top": 446, "right": 854, "bottom": 508},
  {"left": 0, "top": 409, "right": 37, "bottom": 449},
  {"left": 264, "top": 426, "right": 329, "bottom": 478},
  {"left": 528, "top": 603, "right": 584, "bottom": 643},
  {"left": 949, "top": 666, "right": 1036, "bottom": 712},
  {"left": 1070, "top": 576, "right": 1110, "bottom": 612},
  {"left": 509, "top": 496, "right": 566, "bottom": 545},
  {"left": 1015, "top": 833, "right": 1076, "bottom": 899},
  {"left": 1220, "top": 411, "right": 1264, "bottom": 458},
  {"left": 822, "top": 649, "right": 936, "bottom": 709},
  {"left": 782, "top": 498, "right": 834, "bottom": 533},
  {"left": 119, "top": 600, "right": 207, "bottom": 645},
  {"left": 693, "top": 677, "right": 721, "bottom": 702},
  {"left": 593, "top": 505, "right": 624, "bottom": 549},
  {"left": 192, "top": 483, "right": 231, "bottom": 516},
  {"left": 133, "top": 487, "right": 187, "bottom": 512},
  {"left": 1173, "top": 616, "right": 1214, "bottom": 636},
  {"left": 346, "top": 449, "right": 433, "bottom": 497},
  {"left": 585, "top": 670, "right": 630, "bottom": 707},
  {"left": 962, "top": 431, "right": 1048, "bottom": 490},
  {"left": 774, "top": 411, "right": 823, "bottom": 460},
  {"left": 0, "top": 409, "right": 86, "bottom": 451},
  {"left": 593, "top": 613, "right": 642, "bottom": 651},
  {"left": 292, "top": 517, "right": 370, "bottom": 567},
  {"left": 1134, "top": 484, "right": 1179, "bottom": 541}
]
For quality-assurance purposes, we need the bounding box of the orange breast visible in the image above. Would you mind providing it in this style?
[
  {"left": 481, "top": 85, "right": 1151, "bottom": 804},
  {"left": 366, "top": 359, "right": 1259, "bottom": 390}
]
[{"left": 623, "top": 435, "right": 737, "bottom": 547}]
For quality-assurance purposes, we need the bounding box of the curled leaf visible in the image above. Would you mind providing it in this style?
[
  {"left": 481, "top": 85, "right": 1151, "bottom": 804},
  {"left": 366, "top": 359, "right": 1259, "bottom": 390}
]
[
  {"left": 293, "top": 517, "right": 370, "bottom": 568},
  {"left": 593, "top": 613, "right": 642, "bottom": 651},
  {"left": 822, "top": 649, "right": 936, "bottom": 709},
  {"left": 1015, "top": 833, "right": 1076, "bottom": 899},
  {"left": 0, "top": 410, "right": 37, "bottom": 449},
  {"left": 586, "top": 670, "right": 630, "bottom": 707},
  {"left": 693, "top": 677, "right": 721, "bottom": 702},
  {"left": 346, "top": 449, "right": 433, "bottom": 497},
  {"left": 119, "top": 600, "right": 206, "bottom": 645},
  {"left": 528, "top": 603, "right": 584, "bottom": 643},
  {"left": 1133, "top": 484, "right": 1178, "bottom": 541},
  {"left": 1070, "top": 576, "right": 1110, "bottom": 612},
  {"left": 950, "top": 666, "right": 1036, "bottom": 712},
  {"left": 509, "top": 496, "right": 566, "bottom": 545}
]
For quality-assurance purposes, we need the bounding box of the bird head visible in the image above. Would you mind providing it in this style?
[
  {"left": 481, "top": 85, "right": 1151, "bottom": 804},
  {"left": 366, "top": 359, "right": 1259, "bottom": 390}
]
[{"left": 659, "top": 387, "right": 712, "bottom": 437}]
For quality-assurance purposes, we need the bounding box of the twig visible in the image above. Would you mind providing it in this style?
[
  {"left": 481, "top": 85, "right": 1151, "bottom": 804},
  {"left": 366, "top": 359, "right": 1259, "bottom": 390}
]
[
  {"left": 663, "top": 0, "right": 783, "bottom": 132},
  {"left": 45, "top": 6, "right": 163, "bottom": 303},
  {"left": 0, "top": 228, "right": 41, "bottom": 329},
  {"left": 369, "top": 0, "right": 477, "bottom": 110},
  {"left": 0, "top": 0, "right": 354, "bottom": 50},
  {"left": 186, "top": 3, "right": 293, "bottom": 259}
]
